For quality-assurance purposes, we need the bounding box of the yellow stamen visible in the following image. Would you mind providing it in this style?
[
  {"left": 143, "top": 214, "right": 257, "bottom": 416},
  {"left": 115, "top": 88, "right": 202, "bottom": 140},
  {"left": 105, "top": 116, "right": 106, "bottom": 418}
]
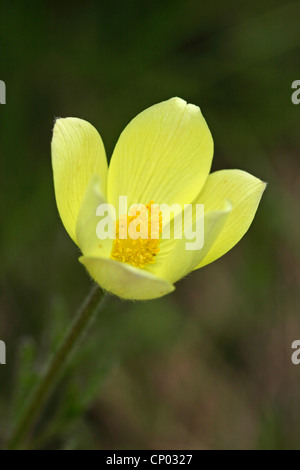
[{"left": 111, "top": 201, "right": 162, "bottom": 268}]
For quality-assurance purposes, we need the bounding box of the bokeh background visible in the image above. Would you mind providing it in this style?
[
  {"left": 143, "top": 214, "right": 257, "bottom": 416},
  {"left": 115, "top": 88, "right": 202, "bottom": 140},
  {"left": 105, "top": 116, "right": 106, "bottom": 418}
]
[{"left": 1, "top": 0, "right": 300, "bottom": 450}]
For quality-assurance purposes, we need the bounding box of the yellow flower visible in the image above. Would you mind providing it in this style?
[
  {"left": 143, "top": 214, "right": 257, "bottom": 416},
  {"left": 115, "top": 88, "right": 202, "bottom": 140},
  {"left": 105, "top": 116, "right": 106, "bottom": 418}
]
[{"left": 51, "top": 98, "right": 266, "bottom": 300}]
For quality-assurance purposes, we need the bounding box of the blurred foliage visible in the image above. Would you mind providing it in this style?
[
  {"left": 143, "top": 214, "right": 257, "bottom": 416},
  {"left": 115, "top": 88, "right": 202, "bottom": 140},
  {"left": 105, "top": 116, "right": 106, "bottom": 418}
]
[{"left": 0, "top": 0, "right": 300, "bottom": 449}]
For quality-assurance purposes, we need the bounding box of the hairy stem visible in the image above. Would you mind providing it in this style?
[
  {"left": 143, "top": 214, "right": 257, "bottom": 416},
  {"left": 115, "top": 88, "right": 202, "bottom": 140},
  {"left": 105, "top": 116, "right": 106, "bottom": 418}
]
[{"left": 7, "top": 285, "right": 106, "bottom": 449}]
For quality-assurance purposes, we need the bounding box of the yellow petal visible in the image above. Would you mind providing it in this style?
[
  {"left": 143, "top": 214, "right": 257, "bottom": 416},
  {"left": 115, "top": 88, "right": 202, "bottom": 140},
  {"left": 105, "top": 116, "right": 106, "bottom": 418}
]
[
  {"left": 194, "top": 169, "right": 266, "bottom": 269},
  {"left": 76, "top": 175, "right": 113, "bottom": 258},
  {"left": 147, "top": 203, "right": 232, "bottom": 283},
  {"left": 79, "top": 256, "right": 175, "bottom": 300},
  {"left": 107, "top": 97, "right": 213, "bottom": 213},
  {"left": 51, "top": 118, "right": 108, "bottom": 243}
]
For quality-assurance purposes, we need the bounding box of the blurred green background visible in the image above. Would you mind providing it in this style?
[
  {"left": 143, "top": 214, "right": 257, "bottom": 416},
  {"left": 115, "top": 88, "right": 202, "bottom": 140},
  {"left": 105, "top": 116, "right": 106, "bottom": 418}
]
[{"left": 1, "top": 0, "right": 300, "bottom": 450}]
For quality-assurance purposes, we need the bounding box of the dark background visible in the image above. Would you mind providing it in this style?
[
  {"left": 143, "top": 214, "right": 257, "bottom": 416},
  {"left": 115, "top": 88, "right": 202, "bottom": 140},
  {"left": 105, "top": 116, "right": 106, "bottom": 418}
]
[{"left": 0, "top": 0, "right": 300, "bottom": 449}]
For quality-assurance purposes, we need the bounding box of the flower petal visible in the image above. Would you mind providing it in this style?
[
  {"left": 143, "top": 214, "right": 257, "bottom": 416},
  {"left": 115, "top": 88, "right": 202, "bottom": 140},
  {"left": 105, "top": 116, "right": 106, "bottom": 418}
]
[
  {"left": 51, "top": 118, "right": 108, "bottom": 243},
  {"left": 76, "top": 175, "right": 113, "bottom": 258},
  {"left": 79, "top": 256, "right": 175, "bottom": 300},
  {"left": 193, "top": 169, "right": 267, "bottom": 269},
  {"left": 107, "top": 97, "right": 213, "bottom": 213},
  {"left": 147, "top": 203, "right": 232, "bottom": 283}
]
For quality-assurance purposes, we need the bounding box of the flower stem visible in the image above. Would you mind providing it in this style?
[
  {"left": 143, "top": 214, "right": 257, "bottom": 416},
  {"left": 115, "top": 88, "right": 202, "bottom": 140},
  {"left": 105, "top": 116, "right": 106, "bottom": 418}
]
[{"left": 7, "top": 284, "right": 106, "bottom": 450}]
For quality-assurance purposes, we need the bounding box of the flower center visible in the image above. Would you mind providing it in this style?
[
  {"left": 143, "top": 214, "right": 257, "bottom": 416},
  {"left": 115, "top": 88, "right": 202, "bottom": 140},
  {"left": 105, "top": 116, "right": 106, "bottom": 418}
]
[{"left": 111, "top": 201, "right": 162, "bottom": 268}]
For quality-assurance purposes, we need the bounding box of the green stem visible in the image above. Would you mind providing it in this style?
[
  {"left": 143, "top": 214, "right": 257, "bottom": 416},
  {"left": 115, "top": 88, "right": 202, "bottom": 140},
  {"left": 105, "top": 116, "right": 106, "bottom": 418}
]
[{"left": 7, "top": 284, "right": 106, "bottom": 450}]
